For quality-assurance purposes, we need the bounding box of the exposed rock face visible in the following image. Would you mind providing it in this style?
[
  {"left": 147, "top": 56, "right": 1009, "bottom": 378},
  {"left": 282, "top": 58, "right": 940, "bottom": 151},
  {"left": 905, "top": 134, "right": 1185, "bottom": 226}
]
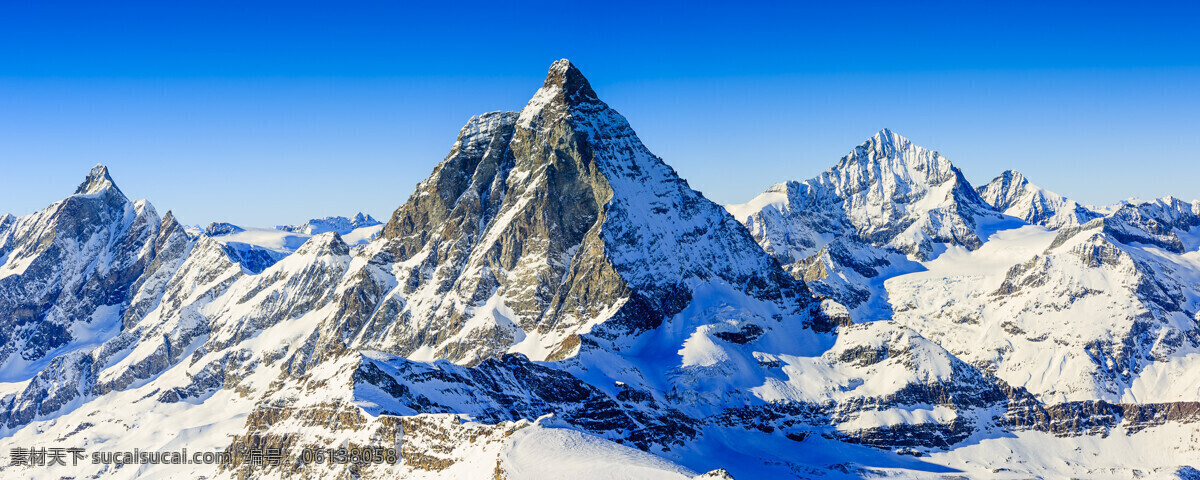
[
  {"left": 745, "top": 321, "right": 1012, "bottom": 448},
  {"left": 1098, "top": 196, "right": 1200, "bottom": 253},
  {"left": 977, "top": 170, "right": 1100, "bottom": 228},
  {"left": 204, "top": 222, "right": 245, "bottom": 236},
  {"left": 0, "top": 165, "right": 189, "bottom": 381},
  {"left": 201, "top": 60, "right": 837, "bottom": 477},
  {"left": 1001, "top": 384, "right": 1200, "bottom": 437},
  {"left": 197, "top": 60, "right": 836, "bottom": 475},
  {"left": 353, "top": 351, "right": 699, "bottom": 450},
  {"left": 0, "top": 214, "right": 13, "bottom": 237}
]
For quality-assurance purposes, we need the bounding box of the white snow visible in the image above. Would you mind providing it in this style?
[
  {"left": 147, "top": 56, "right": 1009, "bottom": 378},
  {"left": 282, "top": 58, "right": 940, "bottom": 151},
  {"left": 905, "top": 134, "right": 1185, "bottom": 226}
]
[
  {"left": 501, "top": 425, "right": 696, "bottom": 480},
  {"left": 837, "top": 405, "right": 957, "bottom": 433}
]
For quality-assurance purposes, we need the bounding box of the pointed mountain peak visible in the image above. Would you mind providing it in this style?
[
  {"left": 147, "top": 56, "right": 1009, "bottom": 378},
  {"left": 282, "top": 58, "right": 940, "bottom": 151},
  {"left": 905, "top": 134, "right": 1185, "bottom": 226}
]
[
  {"left": 542, "top": 59, "right": 599, "bottom": 103},
  {"left": 979, "top": 170, "right": 1100, "bottom": 228},
  {"left": 858, "top": 128, "right": 919, "bottom": 157},
  {"left": 518, "top": 59, "right": 604, "bottom": 128},
  {"left": 872, "top": 127, "right": 903, "bottom": 142},
  {"left": 351, "top": 212, "right": 377, "bottom": 225},
  {"left": 296, "top": 231, "right": 350, "bottom": 256},
  {"left": 836, "top": 129, "right": 951, "bottom": 178},
  {"left": 978, "top": 170, "right": 1036, "bottom": 211},
  {"left": 997, "top": 169, "right": 1028, "bottom": 185},
  {"left": 74, "top": 164, "right": 124, "bottom": 196}
]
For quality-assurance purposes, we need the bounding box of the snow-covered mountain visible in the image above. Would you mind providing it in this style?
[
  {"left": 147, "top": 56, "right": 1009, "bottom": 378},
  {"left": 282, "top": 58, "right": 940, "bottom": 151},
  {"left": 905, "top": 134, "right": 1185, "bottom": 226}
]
[
  {"left": 731, "top": 130, "right": 1200, "bottom": 404},
  {"left": 357, "top": 59, "right": 829, "bottom": 366},
  {"left": 726, "top": 128, "right": 1200, "bottom": 475},
  {"left": 0, "top": 165, "right": 191, "bottom": 382},
  {"left": 1, "top": 62, "right": 1199, "bottom": 480},
  {"left": 728, "top": 128, "right": 1001, "bottom": 262},
  {"left": 726, "top": 129, "right": 1009, "bottom": 319},
  {"left": 977, "top": 169, "right": 1101, "bottom": 228},
  {"left": 277, "top": 212, "right": 381, "bottom": 235},
  {"left": 886, "top": 217, "right": 1200, "bottom": 403}
]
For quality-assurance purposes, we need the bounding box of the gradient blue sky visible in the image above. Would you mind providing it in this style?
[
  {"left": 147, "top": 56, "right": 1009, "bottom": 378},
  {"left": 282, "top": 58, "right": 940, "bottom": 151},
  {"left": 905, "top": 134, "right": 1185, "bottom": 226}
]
[{"left": 1, "top": 0, "right": 1198, "bottom": 226}]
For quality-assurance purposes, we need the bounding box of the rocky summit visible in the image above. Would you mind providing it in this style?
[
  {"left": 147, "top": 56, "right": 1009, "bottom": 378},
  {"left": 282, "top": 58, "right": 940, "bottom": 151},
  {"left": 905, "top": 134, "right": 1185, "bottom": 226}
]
[{"left": 1, "top": 61, "right": 1198, "bottom": 480}]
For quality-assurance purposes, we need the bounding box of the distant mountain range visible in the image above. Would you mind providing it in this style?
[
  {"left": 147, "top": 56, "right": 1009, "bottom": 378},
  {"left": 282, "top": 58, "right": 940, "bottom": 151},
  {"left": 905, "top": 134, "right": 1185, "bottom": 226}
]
[
  {"left": 1, "top": 60, "right": 1197, "bottom": 480},
  {"left": 193, "top": 214, "right": 383, "bottom": 274}
]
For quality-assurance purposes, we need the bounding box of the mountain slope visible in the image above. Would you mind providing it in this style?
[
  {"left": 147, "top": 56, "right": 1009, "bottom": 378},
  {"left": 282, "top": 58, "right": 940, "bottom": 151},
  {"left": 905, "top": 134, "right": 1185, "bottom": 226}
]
[{"left": 888, "top": 204, "right": 1200, "bottom": 403}]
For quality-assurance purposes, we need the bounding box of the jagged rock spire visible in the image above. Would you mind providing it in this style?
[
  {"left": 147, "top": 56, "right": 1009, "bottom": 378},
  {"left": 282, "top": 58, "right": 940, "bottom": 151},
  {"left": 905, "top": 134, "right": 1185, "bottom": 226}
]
[{"left": 74, "top": 164, "right": 123, "bottom": 196}]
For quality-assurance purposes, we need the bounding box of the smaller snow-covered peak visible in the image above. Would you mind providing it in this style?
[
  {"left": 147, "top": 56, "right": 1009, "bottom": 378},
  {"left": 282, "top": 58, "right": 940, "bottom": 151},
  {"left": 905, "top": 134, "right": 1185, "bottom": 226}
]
[
  {"left": 277, "top": 213, "right": 381, "bottom": 235},
  {"left": 818, "top": 128, "right": 987, "bottom": 217},
  {"left": 978, "top": 170, "right": 1099, "bottom": 229},
  {"left": 204, "top": 222, "right": 245, "bottom": 236},
  {"left": 995, "top": 169, "right": 1028, "bottom": 188},
  {"left": 73, "top": 164, "right": 123, "bottom": 196},
  {"left": 978, "top": 170, "right": 1033, "bottom": 210},
  {"left": 295, "top": 231, "right": 350, "bottom": 256},
  {"left": 1096, "top": 196, "right": 1200, "bottom": 253},
  {"left": 1147, "top": 195, "right": 1200, "bottom": 213},
  {"left": 725, "top": 183, "right": 790, "bottom": 223},
  {"left": 734, "top": 130, "right": 999, "bottom": 267},
  {"left": 351, "top": 212, "right": 375, "bottom": 225}
]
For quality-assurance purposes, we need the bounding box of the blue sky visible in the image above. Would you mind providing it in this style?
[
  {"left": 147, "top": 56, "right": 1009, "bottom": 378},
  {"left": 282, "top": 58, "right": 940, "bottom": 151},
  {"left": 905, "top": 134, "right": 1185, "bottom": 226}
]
[{"left": 1, "top": 0, "right": 1198, "bottom": 226}]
